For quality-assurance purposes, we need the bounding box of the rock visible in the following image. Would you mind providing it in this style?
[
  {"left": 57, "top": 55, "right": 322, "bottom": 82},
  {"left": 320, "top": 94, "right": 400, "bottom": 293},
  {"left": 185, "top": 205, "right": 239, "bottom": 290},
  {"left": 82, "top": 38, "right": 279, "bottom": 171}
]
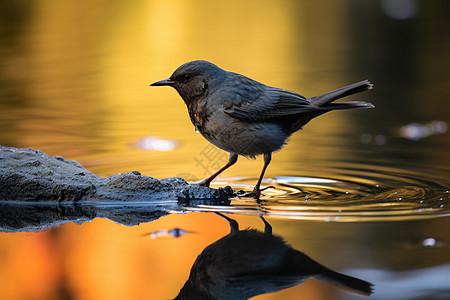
[{"left": 0, "top": 145, "right": 233, "bottom": 203}]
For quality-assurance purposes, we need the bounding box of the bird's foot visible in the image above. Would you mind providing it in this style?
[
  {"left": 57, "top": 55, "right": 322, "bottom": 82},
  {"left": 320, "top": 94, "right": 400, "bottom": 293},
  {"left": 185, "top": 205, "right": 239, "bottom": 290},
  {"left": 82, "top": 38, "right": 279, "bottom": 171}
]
[
  {"left": 197, "top": 179, "right": 211, "bottom": 187},
  {"left": 260, "top": 185, "right": 275, "bottom": 192},
  {"left": 236, "top": 186, "right": 275, "bottom": 199}
]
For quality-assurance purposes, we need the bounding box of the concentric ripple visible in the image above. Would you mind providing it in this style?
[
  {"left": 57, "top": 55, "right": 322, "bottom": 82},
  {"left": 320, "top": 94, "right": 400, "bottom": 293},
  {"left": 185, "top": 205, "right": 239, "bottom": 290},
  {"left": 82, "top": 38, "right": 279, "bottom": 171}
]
[{"left": 188, "top": 165, "right": 450, "bottom": 222}]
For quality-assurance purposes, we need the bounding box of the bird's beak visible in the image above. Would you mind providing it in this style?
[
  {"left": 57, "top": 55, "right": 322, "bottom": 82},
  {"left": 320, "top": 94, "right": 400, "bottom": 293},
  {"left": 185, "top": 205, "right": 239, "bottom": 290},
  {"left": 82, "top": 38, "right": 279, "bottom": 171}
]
[{"left": 150, "top": 78, "right": 175, "bottom": 86}]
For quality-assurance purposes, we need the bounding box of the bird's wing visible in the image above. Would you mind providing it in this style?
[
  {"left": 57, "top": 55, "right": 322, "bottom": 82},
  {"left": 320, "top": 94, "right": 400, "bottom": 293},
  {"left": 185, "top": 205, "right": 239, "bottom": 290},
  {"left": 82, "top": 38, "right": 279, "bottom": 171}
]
[
  {"left": 226, "top": 274, "right": 307, "bottom": 295},
  {"left": 222, "top": 75, "right": 323, "bottom": 121}
]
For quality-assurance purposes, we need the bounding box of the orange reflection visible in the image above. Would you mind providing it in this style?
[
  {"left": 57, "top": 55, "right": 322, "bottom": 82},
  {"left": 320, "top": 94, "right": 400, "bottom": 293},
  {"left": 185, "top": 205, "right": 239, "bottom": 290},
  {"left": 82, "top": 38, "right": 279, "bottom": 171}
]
[
  {"left": 0, "top": 213, "right": 377, "bottom": 300},
  {"left": 0, "top": 231, "right": 60, "bottom": 300}
]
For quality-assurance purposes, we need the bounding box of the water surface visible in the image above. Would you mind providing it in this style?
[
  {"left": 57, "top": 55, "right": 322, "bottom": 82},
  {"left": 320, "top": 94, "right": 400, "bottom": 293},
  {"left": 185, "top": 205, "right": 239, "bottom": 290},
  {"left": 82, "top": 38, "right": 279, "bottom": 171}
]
[{"left": 0, "top": 1, "right": 449, "bottom": 299}]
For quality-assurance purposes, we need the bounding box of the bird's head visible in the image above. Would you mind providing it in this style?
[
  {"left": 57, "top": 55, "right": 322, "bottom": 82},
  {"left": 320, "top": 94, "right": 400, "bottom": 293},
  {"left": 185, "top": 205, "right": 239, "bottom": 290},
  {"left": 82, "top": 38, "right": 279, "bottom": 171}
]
[{"left": 150, "top": 60, "right": 227, "bottom": 103}]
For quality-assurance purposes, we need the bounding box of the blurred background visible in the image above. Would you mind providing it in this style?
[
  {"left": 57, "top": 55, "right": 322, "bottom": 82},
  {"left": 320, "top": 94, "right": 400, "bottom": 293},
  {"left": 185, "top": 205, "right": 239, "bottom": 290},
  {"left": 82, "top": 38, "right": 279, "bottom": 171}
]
[
  {"left": 0, "top": 0, "right": 449, "bottom": 299},
  {"left": 1, "top": 0, "right": 449, "bottom": 178}
]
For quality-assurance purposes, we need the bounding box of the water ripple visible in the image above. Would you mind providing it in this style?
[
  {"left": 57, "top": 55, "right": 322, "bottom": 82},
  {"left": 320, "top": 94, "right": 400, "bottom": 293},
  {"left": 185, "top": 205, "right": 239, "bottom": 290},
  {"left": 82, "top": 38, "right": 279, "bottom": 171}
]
[{"left": 188, "top": 166, "right": 450, "bottom": 222}]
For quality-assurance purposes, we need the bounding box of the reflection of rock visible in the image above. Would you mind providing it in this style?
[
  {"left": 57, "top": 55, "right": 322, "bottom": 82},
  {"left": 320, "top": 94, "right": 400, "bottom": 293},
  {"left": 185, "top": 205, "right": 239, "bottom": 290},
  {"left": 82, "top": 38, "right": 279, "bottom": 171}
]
[
  {"left": 0, "top": 202, "right": 172, "bottom": 233},
  {"left": 175, "top": 213, "right": 373, "bottom": 299},
  {"left": 0, "top": 146, "right": 233, "bottom": 203},
  {"left": 0, "top": 203, "right": 96, "bottom": 232},
  {"left": 97, "top": 205, "right": 171, "bottom": 227}
]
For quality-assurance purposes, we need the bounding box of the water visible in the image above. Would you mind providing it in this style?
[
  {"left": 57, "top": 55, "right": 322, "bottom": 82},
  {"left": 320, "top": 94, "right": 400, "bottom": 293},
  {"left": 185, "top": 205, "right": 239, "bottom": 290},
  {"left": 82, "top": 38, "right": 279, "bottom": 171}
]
[
  {"left": 202, "top": 171, "right": 450, "bottom": 222},
  {"left": 1, "top": 1, "right": 450, "bottom": 299}
]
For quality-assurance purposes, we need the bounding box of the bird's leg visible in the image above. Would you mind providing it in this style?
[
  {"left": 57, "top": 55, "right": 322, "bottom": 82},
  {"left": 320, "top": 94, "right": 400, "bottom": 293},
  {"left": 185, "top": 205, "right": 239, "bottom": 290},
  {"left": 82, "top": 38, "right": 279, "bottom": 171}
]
[
  {"left": 259, "top": 215, "right": 272, "bottom": 236},
  {"left": 214, "top": 212, "right": 239, "bottom": 233},
  {"left": 249, "top": 153, "right": 272, "bottom": 199},
  {"left": 198, "top": 153, "right": 238, "bottom": 187}
]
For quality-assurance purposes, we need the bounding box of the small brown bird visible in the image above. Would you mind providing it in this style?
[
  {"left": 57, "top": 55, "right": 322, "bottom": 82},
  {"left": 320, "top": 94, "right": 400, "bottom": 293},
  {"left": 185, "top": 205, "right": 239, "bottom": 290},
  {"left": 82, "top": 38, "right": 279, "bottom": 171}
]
[{"left": 151, "top": 60, "right": 374, "bottom": 198}]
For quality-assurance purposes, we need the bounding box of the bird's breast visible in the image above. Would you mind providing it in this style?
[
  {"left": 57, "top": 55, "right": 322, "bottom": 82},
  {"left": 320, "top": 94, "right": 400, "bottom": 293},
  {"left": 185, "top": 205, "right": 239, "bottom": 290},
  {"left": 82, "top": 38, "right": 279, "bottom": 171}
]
[
  {"left": 187, "top": 100, "right": 212, "bottom": 137},
  {"left": 188, "top": 104, "right": 288, "bottom": 157}
]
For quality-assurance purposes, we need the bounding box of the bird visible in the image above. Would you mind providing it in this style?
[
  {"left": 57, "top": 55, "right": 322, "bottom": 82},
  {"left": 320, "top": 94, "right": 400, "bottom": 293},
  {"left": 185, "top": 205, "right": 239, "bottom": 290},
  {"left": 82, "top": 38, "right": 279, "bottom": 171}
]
[
  {"left": 150, "top": 60, "right": 374, "bottom": 198},
  {"left": 174, "top": 212, "right": 374, "bottom": 299}
]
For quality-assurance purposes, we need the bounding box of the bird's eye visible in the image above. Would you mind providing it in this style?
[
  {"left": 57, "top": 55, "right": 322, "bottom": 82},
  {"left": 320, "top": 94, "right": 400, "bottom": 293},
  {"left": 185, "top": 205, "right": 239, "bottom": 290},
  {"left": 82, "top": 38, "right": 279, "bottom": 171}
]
[{"left": 183, "top": 74, "right": 191, "bottom": 81}]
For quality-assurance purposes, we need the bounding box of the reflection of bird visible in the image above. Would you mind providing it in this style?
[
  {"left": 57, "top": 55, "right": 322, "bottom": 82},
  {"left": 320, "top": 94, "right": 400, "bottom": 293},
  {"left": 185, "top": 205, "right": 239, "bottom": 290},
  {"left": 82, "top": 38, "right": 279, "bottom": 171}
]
[
  {"left": 151, "top": 61, "right": 374, "bottom": 198},
  {"left": 174, "top": 213, "right": 374, "bottom": 299}
]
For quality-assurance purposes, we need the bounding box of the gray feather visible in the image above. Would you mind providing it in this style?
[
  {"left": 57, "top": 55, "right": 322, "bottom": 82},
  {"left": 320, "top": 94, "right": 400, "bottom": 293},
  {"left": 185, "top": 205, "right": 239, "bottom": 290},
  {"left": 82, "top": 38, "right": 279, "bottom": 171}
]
[{"left": 309, "top": 80, "right": 374, "bottom": 107}]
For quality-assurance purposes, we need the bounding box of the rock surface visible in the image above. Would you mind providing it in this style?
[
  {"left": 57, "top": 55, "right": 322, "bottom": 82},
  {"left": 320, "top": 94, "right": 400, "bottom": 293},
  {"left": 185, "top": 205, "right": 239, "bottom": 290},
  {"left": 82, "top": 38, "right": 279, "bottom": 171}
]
[{"left": 0, "top": 145, "right": 233, "bottom": 203}]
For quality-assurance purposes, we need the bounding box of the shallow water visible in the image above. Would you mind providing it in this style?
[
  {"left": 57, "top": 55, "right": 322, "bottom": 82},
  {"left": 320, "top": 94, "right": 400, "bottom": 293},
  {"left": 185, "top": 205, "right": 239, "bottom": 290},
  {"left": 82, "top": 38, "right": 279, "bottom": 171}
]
[{"left": 1, "top": 1, "right": 450, "bottom": 299}]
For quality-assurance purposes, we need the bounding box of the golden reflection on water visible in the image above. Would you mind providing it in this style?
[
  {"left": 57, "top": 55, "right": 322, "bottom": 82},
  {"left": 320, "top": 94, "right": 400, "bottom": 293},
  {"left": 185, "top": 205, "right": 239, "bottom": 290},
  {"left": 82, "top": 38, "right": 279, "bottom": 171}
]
[
  {"left": 1, "top": 213, "right": 449, "bottom": 300},
  {"left": 0, "top": 0, "right": 381, "bottom": 179}
]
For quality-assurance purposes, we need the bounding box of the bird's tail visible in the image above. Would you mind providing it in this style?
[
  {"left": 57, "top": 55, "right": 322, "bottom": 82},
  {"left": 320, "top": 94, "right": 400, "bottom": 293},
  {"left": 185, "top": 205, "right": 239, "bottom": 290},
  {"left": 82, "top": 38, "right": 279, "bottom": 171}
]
[
  {"left": 315, "top": 268, "right": 374, "bottom": 296},
  {"left": 309, "top": 80, "right": 374, "bottom": 109}
]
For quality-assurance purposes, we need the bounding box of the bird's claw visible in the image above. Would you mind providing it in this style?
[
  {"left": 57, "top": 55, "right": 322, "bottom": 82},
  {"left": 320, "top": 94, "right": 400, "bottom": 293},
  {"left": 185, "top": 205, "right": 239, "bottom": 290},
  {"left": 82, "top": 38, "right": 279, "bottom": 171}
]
[
  {"left": 260, "top": 185, "right": 275, "bottom": 192},
  {"left": 235, "top": 186, "right": 275, "bottom": 199},
  {"left": 197, "top": 179, "right": 211, "bottom": 187}
]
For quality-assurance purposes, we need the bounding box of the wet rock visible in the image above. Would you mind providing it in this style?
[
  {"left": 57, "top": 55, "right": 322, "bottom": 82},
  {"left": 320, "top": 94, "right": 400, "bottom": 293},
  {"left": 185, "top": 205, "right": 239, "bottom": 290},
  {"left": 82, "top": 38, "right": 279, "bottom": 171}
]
[
  {"left": 0, "top": 145, "right": 233, "bottom": 203},
  {"left": 0, "top": 146, "right": 98, "bottom": 202}
]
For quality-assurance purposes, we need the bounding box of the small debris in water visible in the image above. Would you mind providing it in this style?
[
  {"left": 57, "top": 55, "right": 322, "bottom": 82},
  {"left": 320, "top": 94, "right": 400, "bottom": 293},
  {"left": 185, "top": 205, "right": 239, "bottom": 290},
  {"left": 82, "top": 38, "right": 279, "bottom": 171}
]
[
  {"left": 304, "top": 195, "right": 310, "bottom": 201},
  {"left": 399, "top": 120, "right": 447, "bottom": 141},
  {"left": 382, "top": 0, "right": 418, "bottom": 20},
  {"left": 144, "top": 228, "right": 193, "bottom": 239},
  {"left": 131, "top": 136, "right": 178, "bottom": 151},
  {"left": 360, "top": 133, "right": 372, "bottom": 144},
  {"left": 398, "top": 197, "right": 402, "bottom": 200},
  {"left": 360, "top": 133, "right": 387, "bottom": 145},
  {"left": 375, "top": 134, "right": 386, "bottom": 145},
  {"left": 409, "top": 237, "right": 445, "bottom": 249},
  {"left": 422, "top": 238, "right": 441, "bottom": 247},
  {"left": 419, "top": 200, "right": 424, "bottom": 203},
  {"left": 345, "top": 191, "right": 349, "bottom": 195}
]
